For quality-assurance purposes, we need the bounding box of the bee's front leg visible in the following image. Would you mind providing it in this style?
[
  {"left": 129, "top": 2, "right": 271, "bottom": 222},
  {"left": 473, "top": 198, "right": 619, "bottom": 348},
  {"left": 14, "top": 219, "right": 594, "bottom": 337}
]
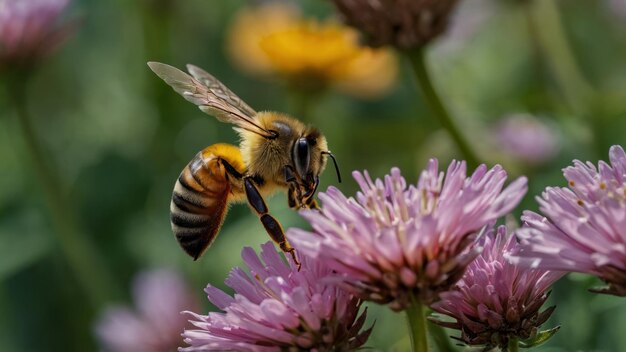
[
  {"left": 304, "top": 196, "right": 320, "bottom": 210},
  {"left": 287, "top": 184, "right": 301, "bottom": 209},
  {"left": 244, "top": 176, "right": 301, "bottom": 270},
  {"left": 284, "top": 165, "right": 297, "bottom": 183},
  {"left": 303, "top": 175, "right": 320, "bottom": 210},
  {"left": 284, "top": 165, "right": 304, "bottom": 209}
]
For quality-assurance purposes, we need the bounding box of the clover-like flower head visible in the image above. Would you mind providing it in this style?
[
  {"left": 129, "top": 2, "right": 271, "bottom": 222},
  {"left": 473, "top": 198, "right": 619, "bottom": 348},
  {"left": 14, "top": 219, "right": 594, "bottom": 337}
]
[
  {"left": 289, "top": 162, "right": 527, "bottom": 310},
  {"left": 95, "top": 269, "right": 199, "bottom": 352},
  {"left": 431, "top": 226, "right": 562, "bottom": 348},
  {"left": 0, "top": 0, "right": 73, "bottom": 71},
  {"left": 513, "top": 145, "right": 626, "bottom": 296},
  {"left": 180, "top": 242, "right": 372, "bottom": 351},
  {"left": 330, "top": 0, "right": 460, "bottom": 49}
]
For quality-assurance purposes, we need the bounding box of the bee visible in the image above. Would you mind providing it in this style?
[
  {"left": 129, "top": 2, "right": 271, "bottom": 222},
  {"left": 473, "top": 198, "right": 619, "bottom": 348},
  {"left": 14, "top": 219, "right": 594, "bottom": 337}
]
[{"left": 148, "top": 62, "right": 341, "bottom": 268}]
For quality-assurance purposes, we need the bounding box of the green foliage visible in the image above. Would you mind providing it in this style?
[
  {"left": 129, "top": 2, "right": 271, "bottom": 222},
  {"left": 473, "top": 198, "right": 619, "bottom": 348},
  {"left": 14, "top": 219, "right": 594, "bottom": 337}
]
[
  {"left": 0, "top": 208, "right": 52, "bottom": 282},
  {"left": 1, "top": 0, "right": 625, "bottom": 351},
  {"left": 520, "top": 326, "right": 560, "bottom": 349}
]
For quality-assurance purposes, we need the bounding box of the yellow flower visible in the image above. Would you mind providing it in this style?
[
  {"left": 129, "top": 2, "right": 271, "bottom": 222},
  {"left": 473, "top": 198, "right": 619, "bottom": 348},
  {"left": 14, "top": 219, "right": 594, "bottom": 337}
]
[{"left": 227, "top": 2, "right": 397, "bottom": 98}]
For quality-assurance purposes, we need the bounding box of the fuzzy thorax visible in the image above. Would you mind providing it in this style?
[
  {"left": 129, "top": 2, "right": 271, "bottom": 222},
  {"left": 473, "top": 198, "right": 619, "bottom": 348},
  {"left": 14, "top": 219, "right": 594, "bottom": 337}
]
[{"left": 237, "top": 111, "right": 328, "bottom": 191}]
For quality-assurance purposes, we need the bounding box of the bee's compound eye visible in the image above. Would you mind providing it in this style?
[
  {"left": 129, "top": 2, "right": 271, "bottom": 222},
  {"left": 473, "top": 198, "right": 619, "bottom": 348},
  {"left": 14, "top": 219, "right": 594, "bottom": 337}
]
[{"left": 293, "top": 137, "right": 310, "bottom": 177}]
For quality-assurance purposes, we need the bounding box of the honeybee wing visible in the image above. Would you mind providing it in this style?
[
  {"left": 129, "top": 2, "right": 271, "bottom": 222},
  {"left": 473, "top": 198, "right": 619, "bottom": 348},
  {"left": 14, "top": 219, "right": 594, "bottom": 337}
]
[
  {"left": 186, "top": 64, "right": 257, "bottom": 118},
  {"left": 147, "top": 62, "right": 274, "bottom": 138}
]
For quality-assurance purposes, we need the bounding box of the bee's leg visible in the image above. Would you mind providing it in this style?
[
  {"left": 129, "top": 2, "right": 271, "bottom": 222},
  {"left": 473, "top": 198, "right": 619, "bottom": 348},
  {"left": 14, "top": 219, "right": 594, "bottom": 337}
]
[
  {"left": 284, "top": 166, "right": 301, "bottom": 209},
  {"left": 285, "top": 166, "right": 306, "bottom": 209},
  {"left": 303, "top": 176, "right": 320, "bottom": 209},
  {"left": 284, "top": 165, "right": 296, "bottom": 183},
  {"left": 243, "top": 177, "right": 301, "bottom": 270},
  {"left": 220, "top": 158, "right": 244, "bottom": 180},
  {"left": 287, "top": 184, "right": 299, "bottom": 209},
  {"left": 304, "top": 196, "right": 320, "bottom": 210}
]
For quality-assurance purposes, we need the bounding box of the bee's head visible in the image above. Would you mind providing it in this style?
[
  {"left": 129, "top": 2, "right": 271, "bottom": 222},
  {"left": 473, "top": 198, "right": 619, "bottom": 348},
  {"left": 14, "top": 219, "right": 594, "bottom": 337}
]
[{"left": 291, "top": 128, "right": 341, "bottom": 199}]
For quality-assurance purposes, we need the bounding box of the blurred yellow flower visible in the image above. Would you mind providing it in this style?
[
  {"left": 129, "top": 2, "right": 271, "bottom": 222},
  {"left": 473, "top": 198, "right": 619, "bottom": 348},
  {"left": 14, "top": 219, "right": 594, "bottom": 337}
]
[{"left": 227, "top": 2, "right": 397, "bottom": 98}]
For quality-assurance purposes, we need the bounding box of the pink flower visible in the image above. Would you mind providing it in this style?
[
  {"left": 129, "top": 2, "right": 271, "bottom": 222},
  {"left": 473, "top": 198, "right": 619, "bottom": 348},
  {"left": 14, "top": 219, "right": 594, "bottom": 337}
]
[
  {"left": 431, "top": 225, "right": 562, "bottom": 348},
  {"left": 512, "top": 145, "right": 626, "bottom": 296},
  {"left": 494, "top": 114, "right": 560, "bottom": 165},
  {"left": 181, "top": 242, "right": 372, "bottom": 351},
  {"left": 435, "top": 0, "right": 496, "bottom": 53},
  {"left": 329, "top": 0, "right": 460, "bottom": 49},
  {"left": 289, "top": 163, "right": 527, "bottom": 310},
  {"left": 0, "top": 0, "right": 74, "bottom": 70},
  {"left": 95, "top": 269, "right": 199, "bottom": 352},
  {"left": 607, "top": 0, "right": 626, "bottom": 19}
]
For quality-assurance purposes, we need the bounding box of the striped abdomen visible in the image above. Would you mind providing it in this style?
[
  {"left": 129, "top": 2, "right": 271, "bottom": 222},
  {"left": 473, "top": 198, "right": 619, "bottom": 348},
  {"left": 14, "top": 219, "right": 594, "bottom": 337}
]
[{"left": 170, "top": 144, "right": 244, "bottom": 260}]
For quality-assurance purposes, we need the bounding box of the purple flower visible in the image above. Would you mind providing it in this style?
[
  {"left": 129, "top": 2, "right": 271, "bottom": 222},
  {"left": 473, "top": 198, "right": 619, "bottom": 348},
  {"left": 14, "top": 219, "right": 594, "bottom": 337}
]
[
  {"left": 607, "top": 0, "right": 626, "bottom": 19},
  {"left": 431, "top": 225, "right": 562, "bottom": 348},
  {"left": 329, "top": 0, "right": 460, "bottom": 49},
  {"left": 0, "top": 0, "right": 73, "bottom": 70},
  {"left": 435, "top": 0, "right": 496, "bottom": 53},
  {"left": 289, "top": 163, "right": 527, "bottom": 310},
  {"left": 493, "top": 114, "right": 560, "bottom": 165},
  {"left": 95, "top": 269, "right": 199, "bottom": 352},
  {"left": 512, "top": 145, "right": 626, "bottom": 296},
  {"left": 181, "top": 242, "right": 372, "bottom": 351}
]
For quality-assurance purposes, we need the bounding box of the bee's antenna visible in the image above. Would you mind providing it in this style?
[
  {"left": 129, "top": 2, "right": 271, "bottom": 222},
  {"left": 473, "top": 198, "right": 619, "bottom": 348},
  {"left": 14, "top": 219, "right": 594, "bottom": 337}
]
[{"left": 322, "top": 151, "right": 342, "bottom": 183}]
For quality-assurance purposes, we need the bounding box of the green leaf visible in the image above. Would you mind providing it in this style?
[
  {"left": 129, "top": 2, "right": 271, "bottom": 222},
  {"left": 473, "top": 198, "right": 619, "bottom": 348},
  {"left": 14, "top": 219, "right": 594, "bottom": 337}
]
[
  {"left": 519, "top": 326, "right": 560, "bottom": 349},
  {"left": 0, "top": 212, "right": 53, "bottom": 282}
]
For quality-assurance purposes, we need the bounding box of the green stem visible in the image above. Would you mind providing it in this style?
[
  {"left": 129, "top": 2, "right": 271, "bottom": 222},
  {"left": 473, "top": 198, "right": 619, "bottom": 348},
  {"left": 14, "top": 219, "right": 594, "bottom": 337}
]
[
  {"left": 288, "top": 83, "right": 327, "bottom": 124},
  {"left": 141, "top": 0, "right": 178, "bottom": 172},
  {"left": 428, "top": 322, "right": 457, "bottom": 352},
  {"left": 9, "top": 78, "right": 117, "bottom": 308},
  {"left": 507, "top": 337, "right": 519, "bottom": 352},
  {"left": 523, "top": 0, "right": 612, "bottom": 158},
  {"left": 290, "top": 89, "right": 312, "bottom": 122},
  {"left": 406, "top": 295, "right": 429, "bottom": 352},
  {"left": 406, "top": 48, "right": 480, "bottom": 169},
  {"left": 524, "top": 0, "right": 594, "bottom": 113}
]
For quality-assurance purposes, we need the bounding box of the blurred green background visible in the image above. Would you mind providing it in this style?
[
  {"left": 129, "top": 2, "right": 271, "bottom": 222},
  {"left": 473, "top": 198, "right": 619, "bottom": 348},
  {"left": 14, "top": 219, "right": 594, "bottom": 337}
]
[{"left": 1, "top": 0, "right": 626, "bottom": 351}]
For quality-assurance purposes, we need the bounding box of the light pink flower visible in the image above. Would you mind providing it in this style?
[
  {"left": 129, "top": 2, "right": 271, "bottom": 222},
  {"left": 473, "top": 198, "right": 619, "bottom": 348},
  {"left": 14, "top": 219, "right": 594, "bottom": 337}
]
[
  {"left": 607, "top": 0, "right": 626, "bottom": 19},
  {"left": 95, "top": 269, "right": 199, "bottom": 352},
  {"left": 494, "top": 113, "right": 560, "bottom": 165},
  {"left": 181, "top": 242, "right": 372, "bottom": 351},
  {"left": 435, "top": 0, "right": 496, "bottom": 53},
  {"left": 513, "top": 145, "right": 626, "bottom": 296},
  {"left": 289, "top": 163, "right": 527, "bottom": 310},
  {"left": 431, "top": 225, "right": 562, "bottom": 348},
  {"left": 0, "top": 0, "right": 73, "bottom": 70}
]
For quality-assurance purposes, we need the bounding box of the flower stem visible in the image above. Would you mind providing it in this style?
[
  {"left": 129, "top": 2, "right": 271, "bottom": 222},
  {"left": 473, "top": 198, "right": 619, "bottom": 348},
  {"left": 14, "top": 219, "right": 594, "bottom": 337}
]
[
  {"left": 406, "top": 48, "right": 480, "bottom": 169},
  {"left": 406, "top": 294, "right": 429, "bottom": 352},
  {"left": 507, "top": 337, "right": 519, "bottom": 352},
  {"left": 9, "top": 77, "right": 118, "bottom": 308},
  {"left": 524, "top": 0, "right": 594, "bottom": 113},
  {"left": 428, "top": 322, "right": 457, "bottom": 352},
  {"left": 290, "top": 90, "right": 313, "bottom": 122}
]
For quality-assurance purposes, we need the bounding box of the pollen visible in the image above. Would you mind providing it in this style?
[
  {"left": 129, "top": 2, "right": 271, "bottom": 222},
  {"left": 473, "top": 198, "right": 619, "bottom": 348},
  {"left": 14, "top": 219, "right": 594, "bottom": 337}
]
[
  {"left": 569, "top": 180, "right": 575, "bottom": 187},
  {"left": 577, "top": 199, "right": 584, "bottom": 206},
  {"left": 600, "top": 182, "right": 607, "bottom": 190}
]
